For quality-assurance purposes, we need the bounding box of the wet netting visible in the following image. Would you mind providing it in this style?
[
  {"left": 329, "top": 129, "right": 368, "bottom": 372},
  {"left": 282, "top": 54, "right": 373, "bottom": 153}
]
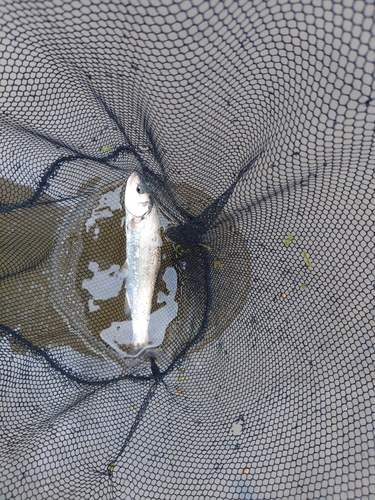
[{"left": 1, "top": 0, "right": 375, "bottom": 498}]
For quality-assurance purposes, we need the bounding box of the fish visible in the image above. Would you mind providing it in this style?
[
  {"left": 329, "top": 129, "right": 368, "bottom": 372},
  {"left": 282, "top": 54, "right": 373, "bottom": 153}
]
[{"left": 122, "top": 171, "right": 162, "bottom": 350}]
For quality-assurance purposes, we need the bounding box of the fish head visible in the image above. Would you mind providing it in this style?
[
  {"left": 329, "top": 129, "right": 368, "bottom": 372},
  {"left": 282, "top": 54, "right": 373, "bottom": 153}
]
[{"left": 125, "top": 172, "right": 153, "bottom": 217}]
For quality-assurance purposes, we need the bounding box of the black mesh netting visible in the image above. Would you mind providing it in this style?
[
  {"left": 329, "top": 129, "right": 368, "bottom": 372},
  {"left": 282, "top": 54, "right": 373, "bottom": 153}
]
[{"left": 1, "top": 0, "right": 375, "bottom": 498}]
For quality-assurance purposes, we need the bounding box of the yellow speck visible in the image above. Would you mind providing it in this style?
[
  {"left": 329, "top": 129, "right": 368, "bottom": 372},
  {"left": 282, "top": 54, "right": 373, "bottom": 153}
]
[
  {"left": 177, "top": 368, "right": 185, "bottom": 382},
  {"left": 131, "top": 405, "right": 137, "bottom": 411},
  {"left": 301, "top": 283, "right": 307, "bottom": 291},
  {"left": 214, "top": 260, "right": 223, "bottom": 269},
  {"left": 302, "top": 250, "right": 312, "bottom": 268},
  {"left": 157, "top": 401, "right": 161, "bottom": 407},
  {"left": 198, "top": 243, "right": 212, "bottom": 251},
  {"left": 241, "top": 467, "right": 250, "bottom": 475},
  {"left": 284, "top": 233, "right": 294, "bottom": 247},
  {"left": 108, "top": 464, "right": 115, "bottom": 473}
]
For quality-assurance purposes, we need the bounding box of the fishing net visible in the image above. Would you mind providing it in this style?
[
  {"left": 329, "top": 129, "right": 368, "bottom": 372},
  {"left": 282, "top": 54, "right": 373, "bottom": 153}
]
[{"left": 1, "top": 0, "right": 375, "bottom": 498}]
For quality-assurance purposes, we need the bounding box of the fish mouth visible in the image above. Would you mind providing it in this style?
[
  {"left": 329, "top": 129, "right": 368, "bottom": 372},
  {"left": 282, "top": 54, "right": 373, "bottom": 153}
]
[{"left": 128, "top": 172, "right": 141, "bottom": 185}]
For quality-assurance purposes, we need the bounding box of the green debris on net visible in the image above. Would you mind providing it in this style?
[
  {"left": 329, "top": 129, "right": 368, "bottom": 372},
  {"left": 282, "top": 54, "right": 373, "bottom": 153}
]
[
  {"left": 198, "top": 243, "right": 212, "bottom": 251},
  {"left": 174, "top": 243, "right": 182, "bottom": 256},
  {"left": 284, "top": 233, "right": 294, "bottom": 247},
  {"left": 102, "top": 145, "right": 112, "bottom": 153},
  {"left": 302, "top": 250, "right": 312, "bottom": 268},
  {"left": 301, "top": 283, "right": 307, "bottom": 291}
]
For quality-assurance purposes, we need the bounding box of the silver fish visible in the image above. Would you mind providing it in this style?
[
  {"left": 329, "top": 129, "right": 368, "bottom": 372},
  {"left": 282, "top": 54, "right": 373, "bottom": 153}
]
[{"left": 122, "top": 172, "right": 161, "bottom": 349}]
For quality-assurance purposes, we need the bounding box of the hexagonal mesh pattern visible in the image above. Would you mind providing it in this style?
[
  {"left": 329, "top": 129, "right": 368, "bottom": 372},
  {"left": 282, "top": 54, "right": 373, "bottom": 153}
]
[{"left": 1, "top": 1, "right": 375, "bottom": 499}]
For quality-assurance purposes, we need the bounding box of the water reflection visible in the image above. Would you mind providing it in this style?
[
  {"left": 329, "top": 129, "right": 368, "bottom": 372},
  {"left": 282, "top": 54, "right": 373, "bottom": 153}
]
[
  {"left": 82, "top": 262, "right": 123, "bottom": 309},
  {"left": 85, "top": 185, "right": 123, "bottom": 238}
]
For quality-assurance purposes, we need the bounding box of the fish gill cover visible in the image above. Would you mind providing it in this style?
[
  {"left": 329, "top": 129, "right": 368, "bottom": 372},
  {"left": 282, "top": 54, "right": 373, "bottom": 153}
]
[{"left": 1, "top": 1, "right": 375, "bottom": 499}]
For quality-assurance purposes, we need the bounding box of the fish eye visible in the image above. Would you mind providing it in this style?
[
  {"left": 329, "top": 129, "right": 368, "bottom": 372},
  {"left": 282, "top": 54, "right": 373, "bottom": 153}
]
[{"left": 136, "top": 185, "right": 144, "bottom": 194}]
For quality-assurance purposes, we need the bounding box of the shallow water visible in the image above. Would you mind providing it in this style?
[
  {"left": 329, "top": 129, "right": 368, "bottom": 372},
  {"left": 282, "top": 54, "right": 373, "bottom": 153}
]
[{"left": 1, "top": 176, "right": 253, "bottom": 373}]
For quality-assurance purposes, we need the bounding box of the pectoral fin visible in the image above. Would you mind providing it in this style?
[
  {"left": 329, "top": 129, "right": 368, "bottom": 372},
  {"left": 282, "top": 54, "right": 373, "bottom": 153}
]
[
  {"left": 119, "top": 261, "right": 129, "bottom": 278},
  {"left": 124, "top": 293, "right": 131, "bottom": 315}
]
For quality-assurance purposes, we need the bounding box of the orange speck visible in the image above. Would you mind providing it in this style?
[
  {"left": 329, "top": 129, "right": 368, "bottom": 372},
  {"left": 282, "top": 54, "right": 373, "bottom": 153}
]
[
  {"left": 176, "top": 388, "right": 185, "bottom": 396},
  {"left": 279, "top": 292, "right": 287, "bottom": 299},
  {"left": 241, "top": 467, "right": 250, "bottom": 475}
]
